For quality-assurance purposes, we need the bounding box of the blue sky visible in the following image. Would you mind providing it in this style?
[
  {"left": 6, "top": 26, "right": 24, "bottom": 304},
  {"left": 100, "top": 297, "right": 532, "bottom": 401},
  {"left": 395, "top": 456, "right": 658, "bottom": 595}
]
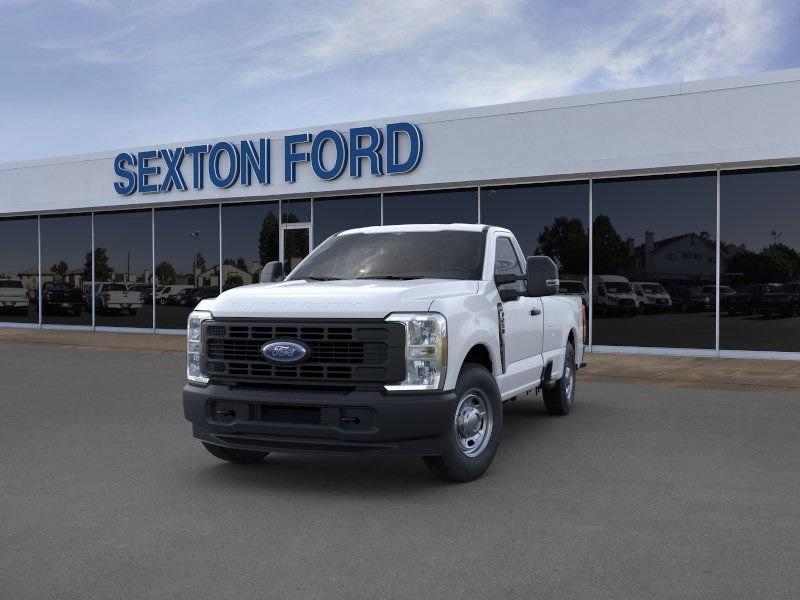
[{"left": 0, "top": 0, "right": 798, "bottom": 163}]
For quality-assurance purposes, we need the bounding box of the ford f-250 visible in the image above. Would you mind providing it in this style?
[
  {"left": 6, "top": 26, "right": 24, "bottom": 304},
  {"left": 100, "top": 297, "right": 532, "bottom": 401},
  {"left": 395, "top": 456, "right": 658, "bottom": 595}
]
[{"left": 183, "top": 224, "right": 586, "bottom": 481}]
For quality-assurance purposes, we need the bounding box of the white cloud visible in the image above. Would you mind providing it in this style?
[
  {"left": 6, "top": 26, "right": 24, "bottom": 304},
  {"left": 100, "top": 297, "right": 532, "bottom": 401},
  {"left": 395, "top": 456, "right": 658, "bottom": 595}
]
[{"left": 433, "top": 0, "right": 786, "bottom": 106}]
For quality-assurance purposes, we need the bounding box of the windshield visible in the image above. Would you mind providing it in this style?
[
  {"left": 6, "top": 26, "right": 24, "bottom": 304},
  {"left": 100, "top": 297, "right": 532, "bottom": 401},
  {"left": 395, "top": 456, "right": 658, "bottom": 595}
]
[
  {"left": 641, "top": 284, "right": 665, "bottom": 294},
  {"left": 605, "top": 282, "right": 632, "bottom": 294},
  {"left": 104, "top": 284, "right": 127, "bottom": 291},
  {"left": 288, "top": 230, "right": 485, "bottom": 281},
  {"left": 0, "top": 280, "right": 23, "bottom": 288}
]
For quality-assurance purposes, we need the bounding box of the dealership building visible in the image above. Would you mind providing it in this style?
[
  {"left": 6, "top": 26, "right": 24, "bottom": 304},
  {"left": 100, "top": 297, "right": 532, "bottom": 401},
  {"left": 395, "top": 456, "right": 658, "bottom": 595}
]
[{"left": 1, "top": 68, "right": 799, "bottom": 359}]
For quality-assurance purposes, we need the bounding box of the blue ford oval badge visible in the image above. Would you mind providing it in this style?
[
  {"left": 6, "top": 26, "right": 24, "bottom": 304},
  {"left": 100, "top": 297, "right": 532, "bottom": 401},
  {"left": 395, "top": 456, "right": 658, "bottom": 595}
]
[{"left": 261, "top": 340, "right": 309, "bottom": 364}]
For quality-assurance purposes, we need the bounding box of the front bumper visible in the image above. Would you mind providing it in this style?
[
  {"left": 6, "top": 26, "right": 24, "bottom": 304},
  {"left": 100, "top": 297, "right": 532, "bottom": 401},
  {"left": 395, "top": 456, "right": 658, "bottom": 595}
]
[{"left": 183, "top": 384, "right": 459, "bottom": 457}]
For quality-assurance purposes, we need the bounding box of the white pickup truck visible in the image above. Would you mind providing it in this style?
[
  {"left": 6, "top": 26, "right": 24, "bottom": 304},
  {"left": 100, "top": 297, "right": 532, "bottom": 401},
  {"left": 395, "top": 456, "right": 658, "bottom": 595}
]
[
  {"left": 0, "top": 279, "right": 30, "bottom": 315},
  {"left": 183, "top": 224, "right": 586, "bottom": 481},
  {"left": 94, "top": 283, "right": 143, "bottom": 315}
]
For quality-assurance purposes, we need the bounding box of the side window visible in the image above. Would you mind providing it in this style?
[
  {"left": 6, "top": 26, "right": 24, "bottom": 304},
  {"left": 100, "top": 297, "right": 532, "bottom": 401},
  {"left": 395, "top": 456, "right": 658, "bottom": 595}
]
[{"left": 494, "top": 237, "right": 525, "bottom": 296}]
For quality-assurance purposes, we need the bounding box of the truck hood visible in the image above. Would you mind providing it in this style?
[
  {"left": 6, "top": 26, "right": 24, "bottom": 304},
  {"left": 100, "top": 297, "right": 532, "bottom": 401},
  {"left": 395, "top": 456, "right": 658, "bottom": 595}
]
[{"left": 202, "top": 279, "right": 480, "bottom": 319}]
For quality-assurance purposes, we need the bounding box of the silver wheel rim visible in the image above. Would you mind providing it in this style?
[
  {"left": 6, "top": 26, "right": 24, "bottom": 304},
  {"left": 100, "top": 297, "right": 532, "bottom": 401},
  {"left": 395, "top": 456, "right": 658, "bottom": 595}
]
[
  {"left": 454, "top": 388, "right": 493, "bottom": 457},
  {"left": 564, "top": 361, "right": 574, "bottom": 399}
]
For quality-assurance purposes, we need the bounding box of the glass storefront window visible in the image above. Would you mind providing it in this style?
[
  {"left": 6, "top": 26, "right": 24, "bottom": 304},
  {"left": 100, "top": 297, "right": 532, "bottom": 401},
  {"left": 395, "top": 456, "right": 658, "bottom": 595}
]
[
  {"left": 93, "top": 210, "right": 153, "bottom": 329},
  {"left": 282, "top": 199, "right": 311, "bottom": 223},
  {"left": 591, "top": 173, "right": 717, "bottom": 349},
  {"left": 313, "top": 195, "right": 381, "bottom": 246},
  {"left": 0, "top": 217, "right": 38, "bottom": 324},
  {"left": 154, "top": 205, "right": 219, "bottom": 330},
  {"left": 383, "top": 189, "right": 478, "bottom": 225},
  {"left": 721, "top": 167, "right": 800, "bottom": 352},
  {"left": 40, "top": 214, "right": 92, "bottom": 326},
  {"left": 481, "top": 182, "right": 589, "bottom": 306},
  {"left": 221, "top": 201, "right": 278, "bottom": 290}
]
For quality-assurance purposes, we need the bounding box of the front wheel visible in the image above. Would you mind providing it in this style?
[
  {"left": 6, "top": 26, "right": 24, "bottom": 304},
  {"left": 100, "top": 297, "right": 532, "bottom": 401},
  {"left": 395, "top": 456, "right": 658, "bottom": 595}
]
[
  {"left": 543, "top": 343, "right": 576, "bottom": 415},
  {"left": 423, "top": 364, "right": 503, "bottom": 482},
  {"left": 202, "top": 442, "right": 268, "bottom": 465}
]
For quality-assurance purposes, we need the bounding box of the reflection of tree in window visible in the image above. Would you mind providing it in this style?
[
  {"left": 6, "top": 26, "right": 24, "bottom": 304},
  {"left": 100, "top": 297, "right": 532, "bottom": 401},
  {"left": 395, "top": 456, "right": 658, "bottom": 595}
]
[
  {"left": 726, "top": 243, "right": 800, "bottom": 285},
  {"left": 535, "top": 217, "right": 588, "bottom": 274},
  {"left": 156, "top": 261, "right": 177, "bottom": 285},
  {"left": 85, "top": 247, "right": 113, "bottom": 282},
  {"left": 284, "top": 229, "right": 309, "bottom": 274},
  {"left": 50, "top": 261, "right": 68, "bottom": 277},
  {"left": 592, "top": 215, "right": 629, "bottom": 273},
  {"left": 258, "top": 213, "right": 278, "bottom": 265}
]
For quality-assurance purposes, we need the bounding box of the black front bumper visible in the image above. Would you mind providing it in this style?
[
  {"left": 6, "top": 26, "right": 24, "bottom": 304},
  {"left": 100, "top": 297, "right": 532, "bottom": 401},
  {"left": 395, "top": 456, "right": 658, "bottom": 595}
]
[{"left": 183, "top": 384, "right": 458, "bottom": 457}]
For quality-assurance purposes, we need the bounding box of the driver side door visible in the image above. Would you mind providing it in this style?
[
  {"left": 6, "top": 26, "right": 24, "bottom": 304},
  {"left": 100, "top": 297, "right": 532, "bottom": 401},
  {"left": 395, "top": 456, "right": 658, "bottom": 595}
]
[{"left": 493, "top": 234, "right": 544, "bottom": 395}]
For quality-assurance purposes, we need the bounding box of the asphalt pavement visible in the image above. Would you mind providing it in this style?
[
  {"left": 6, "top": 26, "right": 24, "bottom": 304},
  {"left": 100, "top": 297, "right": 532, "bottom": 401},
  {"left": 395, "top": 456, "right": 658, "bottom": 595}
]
[{"left": 1, "top": 342, "right": 799, "bottom": 599}]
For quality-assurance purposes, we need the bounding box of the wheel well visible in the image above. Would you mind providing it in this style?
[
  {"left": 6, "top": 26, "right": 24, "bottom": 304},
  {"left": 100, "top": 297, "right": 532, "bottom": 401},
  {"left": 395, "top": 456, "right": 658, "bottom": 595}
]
[
  {"left": 463, "top": 344, "right": 493, "bottom": 373},
  {"left": 567, "top": 330, "right": 575, "bottom": 348}
]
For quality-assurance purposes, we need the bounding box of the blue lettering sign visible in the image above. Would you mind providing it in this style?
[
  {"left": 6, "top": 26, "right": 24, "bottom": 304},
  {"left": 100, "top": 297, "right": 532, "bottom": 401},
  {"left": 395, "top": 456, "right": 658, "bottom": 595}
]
[
  {"left": 386, "top": 122, "right": 423, "bottom": 175},
  {"left": 113, "top": 124, "right": 422, "bottom": 195},
  {"left": 113, "top": 152, "right": 137, "bottom": 195},
  {"left": 311, "top": 130, "right": 347, "bottom": 181}
]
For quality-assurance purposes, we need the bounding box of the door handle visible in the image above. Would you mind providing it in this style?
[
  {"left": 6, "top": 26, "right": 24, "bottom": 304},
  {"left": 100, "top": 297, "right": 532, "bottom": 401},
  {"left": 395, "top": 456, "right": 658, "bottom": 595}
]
[{"left": 530, "top": 307, "right": 541, "bottom": 316}]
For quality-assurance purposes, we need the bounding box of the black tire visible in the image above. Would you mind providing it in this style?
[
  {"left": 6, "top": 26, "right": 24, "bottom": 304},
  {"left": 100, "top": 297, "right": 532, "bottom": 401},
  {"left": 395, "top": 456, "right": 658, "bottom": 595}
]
[
  {"left": 543, "top": 343, "right": 576, "bottom": 416},
  {"left": 202, "top": 442, "right": 268, "bottom": 465},
  {"left": 423, "top": 363, "right": 503, "bottom": 482}
]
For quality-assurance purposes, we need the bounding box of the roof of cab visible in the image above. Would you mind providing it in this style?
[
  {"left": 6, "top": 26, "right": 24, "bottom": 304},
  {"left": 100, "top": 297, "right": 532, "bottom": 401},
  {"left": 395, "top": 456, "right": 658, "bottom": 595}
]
[{"left": 338, "top": 223, "right": 508, "bottom": 235}]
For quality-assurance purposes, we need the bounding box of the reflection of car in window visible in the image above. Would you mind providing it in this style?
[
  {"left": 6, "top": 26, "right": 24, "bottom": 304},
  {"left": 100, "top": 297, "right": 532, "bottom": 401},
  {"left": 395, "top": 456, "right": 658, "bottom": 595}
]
[
  {"left": 95, "top": 282, "right": 143, "bottom": 316},
  {"left": 0, "top": 279, "right": 30, "bottom": 315},
  {"left": 758, "top": 283, "right": 800, "bottom": 318},
  {"left": 593, "top": 275, "right": 638, "bottom": 316},
  {"left": 631, "top": 281, "right": 672, "bottom": 313},
  {"left": 724, "top": 283, "right": 781, "bottom": 316},
  {"left": 42, "top": 282, "right": 84, "bottom": 316},
  {"left": 667, "top": 286, "right": 711, "bottom": 313},
  {"left": 558, "top": 280, "right": 588, "bottom": 306}
]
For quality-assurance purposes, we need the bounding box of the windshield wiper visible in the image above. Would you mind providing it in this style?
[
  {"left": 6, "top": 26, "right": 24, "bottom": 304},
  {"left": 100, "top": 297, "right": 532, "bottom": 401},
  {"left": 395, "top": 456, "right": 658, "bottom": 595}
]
[
  {"left": 305, "top": 276, "right": 342, "bottom": 281},
  {"left": 356, "top": 275, "right": 426, "bottom": 280}
]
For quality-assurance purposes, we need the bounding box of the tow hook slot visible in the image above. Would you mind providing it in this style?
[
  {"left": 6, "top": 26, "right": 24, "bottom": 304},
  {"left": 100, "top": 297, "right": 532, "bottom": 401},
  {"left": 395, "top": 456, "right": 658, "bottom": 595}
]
[
  {"left": 340, "top": 416, "right": 361, "bottom": 425},
  {"left": 215, "top": 408, "right": 236, "bottom": 419}
]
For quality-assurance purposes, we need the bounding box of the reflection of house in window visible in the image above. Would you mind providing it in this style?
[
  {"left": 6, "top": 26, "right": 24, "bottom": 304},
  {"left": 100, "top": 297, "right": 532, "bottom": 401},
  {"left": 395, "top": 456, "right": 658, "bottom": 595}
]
[{"left": 628, "top": 230, "right": 728, "bottom": 282}]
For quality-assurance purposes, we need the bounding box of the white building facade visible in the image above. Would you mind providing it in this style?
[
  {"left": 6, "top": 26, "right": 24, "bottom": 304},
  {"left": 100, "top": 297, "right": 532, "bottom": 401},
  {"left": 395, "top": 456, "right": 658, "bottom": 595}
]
[{"left": 2, "top": 69, "right": 800, "bottom": 359}]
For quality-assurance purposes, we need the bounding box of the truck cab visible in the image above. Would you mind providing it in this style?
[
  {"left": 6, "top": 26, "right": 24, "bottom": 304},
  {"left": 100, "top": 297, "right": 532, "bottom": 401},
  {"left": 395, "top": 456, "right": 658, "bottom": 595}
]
[{"left": 183, "top": 224, "right": 585, "bottom": 481}]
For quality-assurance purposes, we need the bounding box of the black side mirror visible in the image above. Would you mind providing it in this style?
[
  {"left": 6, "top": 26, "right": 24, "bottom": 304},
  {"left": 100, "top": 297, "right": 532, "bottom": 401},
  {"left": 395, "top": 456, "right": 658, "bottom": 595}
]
[
  {"left": 259, "top": 261, "right": 284, "bottom": 283},
  {"left": 526, "top": 256, "right": 559, "bottom": 297}
]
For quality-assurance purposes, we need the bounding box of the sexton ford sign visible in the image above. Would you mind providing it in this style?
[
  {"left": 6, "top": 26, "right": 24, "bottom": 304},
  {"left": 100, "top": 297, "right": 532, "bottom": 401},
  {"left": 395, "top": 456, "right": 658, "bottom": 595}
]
[{"left": 112, "top": 122, "right": 423, "bottom": 196}]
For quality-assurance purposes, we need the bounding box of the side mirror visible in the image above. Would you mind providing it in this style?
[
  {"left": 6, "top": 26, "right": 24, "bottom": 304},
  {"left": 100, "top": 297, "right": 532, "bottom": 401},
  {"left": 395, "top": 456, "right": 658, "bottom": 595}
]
[
  {"left": 259, "top": 261, "right": 284, "bottom": 283},
  {"left": 526, "top": 256, "right": 559, "bottom": 297}
]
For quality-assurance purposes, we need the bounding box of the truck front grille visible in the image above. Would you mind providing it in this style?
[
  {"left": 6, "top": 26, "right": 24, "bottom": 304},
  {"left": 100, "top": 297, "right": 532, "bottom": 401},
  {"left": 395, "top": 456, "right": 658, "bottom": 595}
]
[{"left": 203, "top": 320, "right": 405, "bottom": 387}]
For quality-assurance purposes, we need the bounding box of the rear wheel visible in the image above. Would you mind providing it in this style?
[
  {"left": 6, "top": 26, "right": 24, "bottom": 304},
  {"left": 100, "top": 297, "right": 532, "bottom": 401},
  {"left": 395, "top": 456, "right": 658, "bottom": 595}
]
[
  {"left": 543, "top": 343, "right": 576, "bottom": 415},
  {"left": 202, "top": 442, "right": 268, "bottom": 465},
  {"left": 423, "top": 363, "right": 503, "bottom": 482}
]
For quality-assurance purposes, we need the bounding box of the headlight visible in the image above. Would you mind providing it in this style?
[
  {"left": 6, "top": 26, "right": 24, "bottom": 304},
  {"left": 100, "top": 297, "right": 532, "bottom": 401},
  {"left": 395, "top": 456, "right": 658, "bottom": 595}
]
[
  {"left": 385, "top": 313, "right": 447, "bottom": 391},
  {"left": 187, "top": 310, "right": 211, "bottom": 384}
]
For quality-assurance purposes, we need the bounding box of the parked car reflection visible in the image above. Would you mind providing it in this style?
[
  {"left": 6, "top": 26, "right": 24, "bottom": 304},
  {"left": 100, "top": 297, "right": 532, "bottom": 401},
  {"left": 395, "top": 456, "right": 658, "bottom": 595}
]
[
  {"left": 593, "top": 275, "right": 638, "bottom": 316},
  {"left": 0, "top": 279, "right": 30, "bottom": 315},
  {"left": 558, "top": 279, "right": 588, "bottom": 306},
  {"left": 758, "top": 283, "right": 800, "bottom": 317},
  {"left": 666, "top": 285, "right": 711, "bottom": 313},
  {"left": 632, "top": 281, "right": 672, "bottom": 313},
  {"left": 94, "top": 283, "right": 143, "bottom": 316},
  {"left": 723, "top": 283, "right": 781, "bottom": 316},
  {"left": 41, "top": 282, "right": 84, "bottom": 316}
]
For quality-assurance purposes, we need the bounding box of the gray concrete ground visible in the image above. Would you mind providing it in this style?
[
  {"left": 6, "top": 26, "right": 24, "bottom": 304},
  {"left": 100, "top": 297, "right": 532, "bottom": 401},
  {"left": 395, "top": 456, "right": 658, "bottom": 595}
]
[{"left": 1, "top": 342, "right": 800, "bottom": 599}]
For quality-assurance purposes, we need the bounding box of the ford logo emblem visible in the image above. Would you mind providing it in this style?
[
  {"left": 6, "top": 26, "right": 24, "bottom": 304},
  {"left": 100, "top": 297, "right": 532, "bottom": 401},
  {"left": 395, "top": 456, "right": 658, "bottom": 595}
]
[{"left": 261, "top": 340, "right": 309, "bottom": 364}]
